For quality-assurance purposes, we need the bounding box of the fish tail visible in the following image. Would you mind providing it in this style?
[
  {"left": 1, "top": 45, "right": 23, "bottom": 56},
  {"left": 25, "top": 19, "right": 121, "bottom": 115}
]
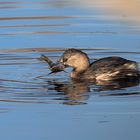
[{"left": 40, "top": 54, "right": 54, "bottom": 67}]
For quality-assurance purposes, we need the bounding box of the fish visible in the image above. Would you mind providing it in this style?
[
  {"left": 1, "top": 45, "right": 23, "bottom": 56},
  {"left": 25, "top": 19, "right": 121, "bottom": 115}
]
[{"left": 40, "top": 54, "right": 65, "bottom": 74}]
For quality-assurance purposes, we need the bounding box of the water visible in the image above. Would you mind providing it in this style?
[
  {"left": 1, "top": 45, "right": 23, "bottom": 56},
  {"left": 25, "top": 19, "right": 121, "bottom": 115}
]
[{"left": 0, "top": 0, "right": 140, "bottom": 140}]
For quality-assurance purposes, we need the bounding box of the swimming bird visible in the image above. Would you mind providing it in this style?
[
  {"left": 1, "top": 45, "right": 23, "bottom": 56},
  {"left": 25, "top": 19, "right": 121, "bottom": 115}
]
[{"left": 59, "top": 48, "right": 139, "bottom": 82}]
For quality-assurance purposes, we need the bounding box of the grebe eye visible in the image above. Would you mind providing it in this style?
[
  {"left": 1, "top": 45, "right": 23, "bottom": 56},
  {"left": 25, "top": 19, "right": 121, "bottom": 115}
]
[{"left": 63, "top": 58, "right": 68, "bottom": 62}]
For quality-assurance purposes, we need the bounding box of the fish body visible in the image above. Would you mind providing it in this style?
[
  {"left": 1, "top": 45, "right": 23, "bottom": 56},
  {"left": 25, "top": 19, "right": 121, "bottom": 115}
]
[{"left": 40, "top": 54, "right": 65, "bottom": 73}]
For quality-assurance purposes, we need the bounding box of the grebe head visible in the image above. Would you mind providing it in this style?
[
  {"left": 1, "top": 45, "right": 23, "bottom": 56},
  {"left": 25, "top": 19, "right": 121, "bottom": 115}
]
[{"left": 59, "top": 48, "right": 90, "bottom": 73}]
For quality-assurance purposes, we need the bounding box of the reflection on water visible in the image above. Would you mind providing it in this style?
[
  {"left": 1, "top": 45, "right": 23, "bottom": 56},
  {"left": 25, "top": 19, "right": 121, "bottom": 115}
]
[
  {"left": 0, "top": 48, "right": 140, "bottom": 105},
  {"left": 0, "top": 0, "right": 139, "bottom": 50},
  {"left": 79, "top": 0, "right": 140, "bottom": 24},
  {"left": 48, "top": 78, "right": 140, "bottom": 105}
]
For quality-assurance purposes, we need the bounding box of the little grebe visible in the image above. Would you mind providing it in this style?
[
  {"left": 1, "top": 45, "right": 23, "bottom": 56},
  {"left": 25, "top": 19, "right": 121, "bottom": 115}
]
[{"left": 59, "top": 48, "right": 139, "bottom": 82}]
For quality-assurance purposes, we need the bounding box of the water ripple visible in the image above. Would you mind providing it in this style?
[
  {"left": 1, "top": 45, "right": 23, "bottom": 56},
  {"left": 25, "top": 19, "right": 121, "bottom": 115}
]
[
  {"left": 0, "top": 0, "right": 140, "bottom": 105},
  {"left": 0, "top": 48, "right": 140, "bottom": 105},
  {"left": 0, "top": 16, "right": 73, "bottom": 21}
]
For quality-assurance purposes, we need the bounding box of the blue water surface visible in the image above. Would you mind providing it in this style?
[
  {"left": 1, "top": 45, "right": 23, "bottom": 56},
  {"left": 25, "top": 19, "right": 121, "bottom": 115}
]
[{"left": 0, "top": 0, "right": 140, "bottom": 140}]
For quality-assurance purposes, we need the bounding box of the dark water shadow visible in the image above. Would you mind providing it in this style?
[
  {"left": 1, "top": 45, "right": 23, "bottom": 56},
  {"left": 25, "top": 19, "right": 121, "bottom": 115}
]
[{"left": 46, "top": 77, "right": 140, "bottom": 105}]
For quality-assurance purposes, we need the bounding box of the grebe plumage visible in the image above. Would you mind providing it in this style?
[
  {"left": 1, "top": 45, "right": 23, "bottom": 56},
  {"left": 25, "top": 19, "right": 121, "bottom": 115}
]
[{"left": 59, "top": 48, "right": 139, "bottom": 82}]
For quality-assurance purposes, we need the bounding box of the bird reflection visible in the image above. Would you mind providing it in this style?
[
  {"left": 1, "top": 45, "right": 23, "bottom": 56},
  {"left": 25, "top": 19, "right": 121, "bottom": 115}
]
[
  {"left": 95, "top": 78, "right": 140, "bottom": 91},
  {"left": 47, "top": 78, "right": 140, "bottom": 105},
  {"left": 48, "top": 80, "right": 90, "bottom": 105}
]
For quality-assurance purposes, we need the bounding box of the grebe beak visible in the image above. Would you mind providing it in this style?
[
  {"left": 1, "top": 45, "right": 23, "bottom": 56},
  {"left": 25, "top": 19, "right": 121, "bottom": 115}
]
[{"left": 59, "top": 58, "right": 69, "bottom": 68}]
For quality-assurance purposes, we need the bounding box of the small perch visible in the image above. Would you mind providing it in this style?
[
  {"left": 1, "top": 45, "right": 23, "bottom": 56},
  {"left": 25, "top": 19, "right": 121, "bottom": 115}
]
[{"left": 40, "top": 54, "right": 65, "bottom": 73}]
